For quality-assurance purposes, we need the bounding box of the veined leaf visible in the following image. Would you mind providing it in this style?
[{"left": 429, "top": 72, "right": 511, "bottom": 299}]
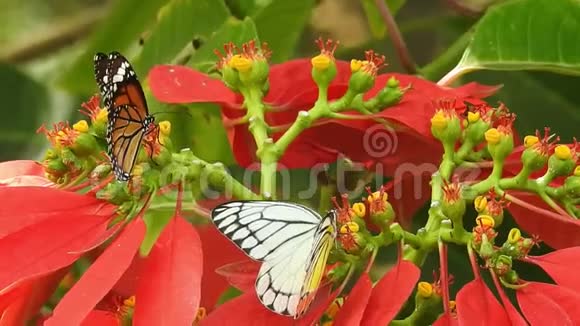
[
  {"left": 450, "top": 0, "right": 580, "bottom": 79},
  {"left": 133, "top": 0, "right": 230, "bottom": 77}
]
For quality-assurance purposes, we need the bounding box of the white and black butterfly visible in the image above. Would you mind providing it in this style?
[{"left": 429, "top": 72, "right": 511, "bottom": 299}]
[
  {"left": 211, "top": 201, "right": 337, "bottom": 318},
  {"left": 93, "top": 52, "right": 154, "bottom": 181}
]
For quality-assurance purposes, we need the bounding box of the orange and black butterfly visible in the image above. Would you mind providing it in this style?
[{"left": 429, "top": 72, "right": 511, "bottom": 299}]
[{"left": 93, "top": 52, "right": 154, "bottom": 181}]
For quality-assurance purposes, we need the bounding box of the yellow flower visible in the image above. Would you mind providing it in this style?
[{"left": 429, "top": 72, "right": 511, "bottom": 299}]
[
  {"left": 229, "top": 54, "right": 252, "bottom": 73},
  {"left": 555, "top": 145, "right": 572, "bottom": 160},
  {"left": 485, "top": 128, "right": 501, "bottom": 145},
  {"left": 508, "top": 228, "right": 521, "bottom": 244},
  {"left": 476, "top": 214, "right": 495, "bottom": 228},
  {"left": 474, "top": 196, "right": 488, "bottom": 213},
  {"left": 312, "top": 54, "right": 331, "bottom": 71},
  {"left": 159, "top": 120, "right": 171, "bottom": 137},
  {"left": 431, "top": 111, "right": 448, "bottom": 130},
  {"left": 340, "top": 221, "right": 360, "bottom": 234},
  {"left": 467, "top": 111, "right": 480, "bottom": 123},
  {"left": 417, "top": 281, "right": 433, "bottom": 298},
  {"left": 351, "top": 202, "right": 366, "bottom": 218},
  {"left": 350, "top": 59, "right": 364, "bottom": 72},
  {"left": 96, "top": 108, "right": 108, "bottom": 124},
  {"left": 524, "top": 135, "right": 539, "bottom": 148},
  {"left": 73, "top": 120, "right": 89, "bottom": 133}
]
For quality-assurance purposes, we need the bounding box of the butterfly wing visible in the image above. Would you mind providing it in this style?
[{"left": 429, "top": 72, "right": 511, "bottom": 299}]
[
  {"left": 108, "top": 105, "right": 148, "bottom": 181},
  {"left": 94, "top": 51, "right": 152, "bottom": 181},
  {"left": 211, "top": 201, "right": 336, "bottom": 318},
  {"left": 296, "top": 210, "right": 337, "bottom": 317}
]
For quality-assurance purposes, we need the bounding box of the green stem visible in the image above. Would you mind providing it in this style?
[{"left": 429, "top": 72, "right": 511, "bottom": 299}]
[{"left": 420, "top": 28, "right": 474, "bottom": 82}]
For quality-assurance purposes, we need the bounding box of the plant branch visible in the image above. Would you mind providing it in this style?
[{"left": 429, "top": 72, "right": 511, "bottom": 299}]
[
  {"left": 374, "top": 0, "right": 417, "bottom": 74},
  {"left": 422, "top": 28, "right": 474, "bottom": 82}
]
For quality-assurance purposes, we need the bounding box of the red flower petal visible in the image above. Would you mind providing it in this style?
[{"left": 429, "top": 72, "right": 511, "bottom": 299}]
[
  {"left": 197, "top": 224, "right": 248, "bottom": 310},
  {"left": 517, "top": 282, "right": 580, "bottom": 325},
  {"left": 361, "top": 259, "right": 420, "bottom": 325},
  {"left": 0, "top": 160, "right": 44, "bottom": 179},
  {"left": 455, "top": 278, "right": 511, "bottom": 325},
  {"left": 148, "top": 65, "right": 237, "bottom": 105},
  {"left": 215, "top": 260, "right": 260, "bottom": 292},
  {"left": 133, "top": 216, "right": 203, "bottom": 325},
  {"left": 525, "top": 247, "right": 580, "bottom": 294},
  {"left": 200, "top": 291, "right": 294, "bottom": 326},
  {"left": 46, "top": 218, "right": 146, "bottom": 326},
  {"left": 493, "top": 274, "right": 528, "bottom": 326},
  {"left": 0, "top": 268, "right": 69, "bottom": 324},
  {"left": 0, "top": 187, "right": 114, "bottom": 238},
  {"left": 81, "top": 310, "right": 121, "bottom": 326},
  {"left": 507, "top": 191, "right": 580, "bottom": 249},
  {"left": 0, "top": 213, "right": 114, "bottom": 292},
  {"left": 333, "top": 273, "right": 372, "bottom": 326}
]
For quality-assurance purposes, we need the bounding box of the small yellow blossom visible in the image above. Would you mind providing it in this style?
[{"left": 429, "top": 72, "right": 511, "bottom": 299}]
[
  {"left": 351, "top": 202, "right": 366, "bottom": 218},
  {"left": 229, "top": 54, "right": 252, "bottom": 72},
  {"left": 431, "top": 112, "right": 448, "bottom": 130},
  {"left": 524, "top": 135, "right": 539, "bottom": 148},
  {"left": 350, "top": 59, "right": 364, "bottom": 72},
  {"left": 476, "top": 214, "right": 495, "bottom": 228},
  {"left": 159, "top": 120, "right": 171, "bottom": 137},
  {"left": 417, "top": 282, "right": 433, "bottom": 298},
  {"left": 485, "top": 128, "right": 501, "bottom": 145},
  {"left": 311, "top": 54, "right": 331, "bottom": 71},
  {"left": 340, "top": 221, "right": 360, "bottom": 234},
  {"left": 474, "top": 196, "right": 488, "bottom": 213},
  {"left": 73, "top": 120, "right": 89, "bottom": 133},
  {"left": 555, "top": 145, "right": 572, "bottom": 160},
  {"left": 467, "top": 111, "right": 480, "bottom": 123},
  {"left": 508, "top": 228, "right": 522, "bottom": 244}
]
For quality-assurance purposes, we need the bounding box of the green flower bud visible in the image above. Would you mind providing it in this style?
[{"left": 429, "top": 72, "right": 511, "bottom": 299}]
[
  {"left": 547, "top": 145, "right": 576, "bottom": 177},
  {"left": 71, "top": 133, "right": 98, "bottom": 157},
  {"left": 521, "top": 146, "right": 549, "bottom": 172},
  {"left": 311, "top": 55, "right": 337, "bottom": 88},
  {"left": 564, "top": 175, "right": 580, "bottom": 197},
  {"left": 485, "top": 128, "right": 514, "bottom": 162},
  {"left": 493, "top": 254, "right": 512, "bottom": 276},
  {"left": 431, "top": 101, "right": 462, "bottom": 144},
  {"left": 464, "top": 118, "right": 491, "bottom": 144}
]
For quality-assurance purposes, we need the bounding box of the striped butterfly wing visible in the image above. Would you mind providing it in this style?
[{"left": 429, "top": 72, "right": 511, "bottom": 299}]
[
  {"left": 211, "top": 201, "right": 336, "bottom": 318},
  {"left": 93, "top": 51, "right": 153, "bottom": 181},
  {"left": 297, "top": 210, "right": 337, "bottom": 317}
]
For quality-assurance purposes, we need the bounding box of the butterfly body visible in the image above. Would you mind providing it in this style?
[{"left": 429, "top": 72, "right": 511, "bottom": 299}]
[
  {"left": 93, "top": 52, "right": 154, "bottom": 181},
  {"left": 211, "top": 201, "right": 337, "bottom": 318}
]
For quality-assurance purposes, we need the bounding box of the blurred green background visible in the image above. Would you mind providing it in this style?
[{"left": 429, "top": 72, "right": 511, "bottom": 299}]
[{"left": 2, "top": 0, "right": 577, "bottom": 163}]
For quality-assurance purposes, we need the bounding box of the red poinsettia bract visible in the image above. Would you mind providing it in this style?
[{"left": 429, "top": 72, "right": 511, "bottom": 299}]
[{"left": 148, "top": 59, "right": 497, "bottom": 172}]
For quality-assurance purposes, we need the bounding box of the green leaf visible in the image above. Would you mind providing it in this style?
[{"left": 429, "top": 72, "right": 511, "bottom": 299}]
[
  {"left": 132, "top": 0, "right": 230, "bottom": 77},
  {"left": 57, "top": 0, "right": 169, "bottom": 94},
  {"left": 453, "top": 0, "right": 580, "bottom": 76},
  {"left": 252, "top": 0, "right": 315, "bottom": 62},
  {"left": 187, "top": 17, "right": 259, "bottom": 72},
  {"left": 0, "top": 64, "right": 48, "bottom": 161},
  {"left": 360, "top": 0, "right": 406, "bottom": 39}
]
